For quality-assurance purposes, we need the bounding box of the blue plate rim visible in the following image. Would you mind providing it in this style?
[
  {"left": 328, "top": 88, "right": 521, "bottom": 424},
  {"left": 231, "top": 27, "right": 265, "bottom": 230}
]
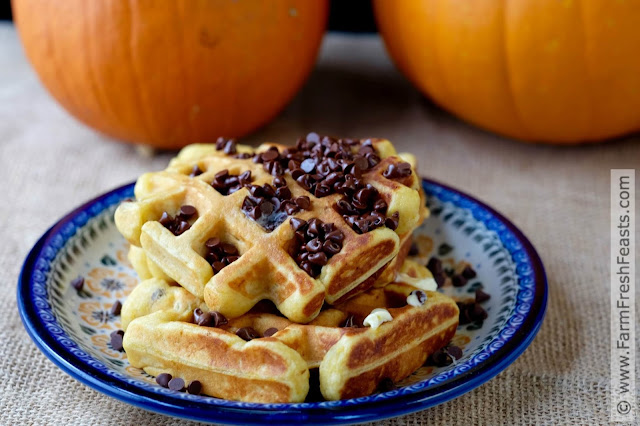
[{"left": 17, "top": 177, "right": 547, "bottom": 425}]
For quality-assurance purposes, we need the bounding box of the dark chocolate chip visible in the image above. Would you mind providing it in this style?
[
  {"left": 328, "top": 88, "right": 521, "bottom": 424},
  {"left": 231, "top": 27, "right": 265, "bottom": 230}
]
[
  {"left": 70, "top": 276, "right": 84, "bottom": 291},
  {"left": 110, "top": 300, "right": 122, "bottom": 316},
  {"left": 263, "top": 327, "right": 278, "bottom": 337},
  {"left": 110, "top": 330, "right": 124, "bottom": 352},
  {"left": 429, "top": 348, "right": 453, "bottom": 367},
  {"left": 211, "top": 311, "right": 228, "bottom": 327},
  {"left": 175, "top": 220, "right": 191, "bottom": 235},
  {"left": 373, "top": 198, "right": 388, "bottom": 213},
  {"left": 446, "top": 345, "right": 463, "bottom": 360},
  {"left": 156, "top": 373, "right": 172, "bottom": 388},
  {"left": 385, "top": 212, "right": 399, "bottom": 231},
  {"left": 168, "top": 377, "right": 185, "bottom": 391},
  {"left": 273, "top": 176, "right": 286, "bottom": 187},
  {"left": 322, "top": 240, "right": 341, "bottom": 255},
  {"left": 471, "top": 304, "right": 488, "bottom": 321},
  {"left": 475, "top": 289, "right": 491, "bottom": 303},
  {"left": 187, "top": 380, "right": 202, "bottom": 395},
  {"left": 306, "top": 238, "right": 323, "bottom": 253},
  {"left": 300, "top": 158, "right": 316, "bottom": 173},
  {"left": 452, "top": 274, "right": 467, "bottom": 287},
  {"left": 236, "top": 327, "right": 260, "bottom": 341},
  {"left": 189, "top": 165, "right": 203, "bottom": 177},
  {"left": 408, "top": 242, "right": 419, "bottom": 256},
  {"left": 261, "top": 149, "right": 279, "bottom": 162},
  {"left": 179, "top": 205, "right": 197, "bottom": 219},
  {"left": 294, "top": 196, "right": 311, "bottom": 210},
  {"left": 205, "top": 237, "right": 221, "bottom": 249},
  {"left": 308, "top": 252, "right": 328, "bottom": 266},
  {"left": 326, "top": 230, "right": 345, "bottom": 244},
  {"left": 223, "top": 140, "right": 237, "bottom": 155},
  {"left": 461, "top": 265, "right": 477, "bottom": 279},
  {"left": 427, "top": 257, "right": 443, "bottom": 275},
  {"left": 212, "top": 261, "right": 226, "bottom": 273},
  {"left": 193, "top": 308, "right": 211, "bottom": 326}
]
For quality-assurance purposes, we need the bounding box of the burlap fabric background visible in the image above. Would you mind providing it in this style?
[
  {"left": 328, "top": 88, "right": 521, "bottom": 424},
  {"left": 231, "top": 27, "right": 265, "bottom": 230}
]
[{"left": 1, "top": 23, "right": 638, "bottom": 424}]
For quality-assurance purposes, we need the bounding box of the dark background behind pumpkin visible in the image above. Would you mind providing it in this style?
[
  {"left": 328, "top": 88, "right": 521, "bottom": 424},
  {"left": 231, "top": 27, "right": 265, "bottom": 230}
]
[{"left": 0, "top": 0, "right": 378, "bottom": 32}]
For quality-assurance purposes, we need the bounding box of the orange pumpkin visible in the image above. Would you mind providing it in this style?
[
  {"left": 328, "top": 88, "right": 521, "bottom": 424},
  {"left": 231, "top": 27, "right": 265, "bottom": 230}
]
[
  {"left": 13, "top": 0, "right": 328, "bottom": 149},
  {"left": 373, "top": 0, "right": 640, "bottom": 143}
]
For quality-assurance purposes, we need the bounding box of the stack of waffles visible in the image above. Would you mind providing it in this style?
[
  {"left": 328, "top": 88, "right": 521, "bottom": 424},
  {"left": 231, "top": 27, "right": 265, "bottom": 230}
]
[{"left": 115, "top": 134, "right": 459, "bottom": 403}]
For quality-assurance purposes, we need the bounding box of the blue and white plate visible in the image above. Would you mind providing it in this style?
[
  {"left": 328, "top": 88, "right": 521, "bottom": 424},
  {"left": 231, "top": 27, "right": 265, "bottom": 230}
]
[{"left": 18, "top": 178, "right": 547, "bottom": 425}]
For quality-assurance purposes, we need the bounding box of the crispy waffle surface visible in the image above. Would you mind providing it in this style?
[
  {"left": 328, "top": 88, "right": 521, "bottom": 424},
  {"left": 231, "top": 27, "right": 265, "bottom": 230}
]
[
  {"left": 122, "top": 259, "right": 459, "bottom": 403},
  {"left": 115, "top": 137, "right": 429, "bottom": 323}
]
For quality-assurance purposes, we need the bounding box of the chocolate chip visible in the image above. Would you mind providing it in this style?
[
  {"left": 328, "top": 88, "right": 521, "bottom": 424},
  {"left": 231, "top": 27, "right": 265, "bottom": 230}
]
[
  {"left": 110, "top": 300, "right": 122, "bottom": 316},
  {"left": 263, "top": 327, "right": 278, "bottom": 337},
  {"left": 158, "top": 211, "right": 172, "bottom": 227},
  {"left": 326, "top": 230, "right": 345, "bottom": 244},
  {"left": 205, "top": 237, "right": 221, "bottom": 249},
  {"left": 322, "top": 240, "right": 341, "bottom": 255},
  {"left": 70, "top": 276, "right": 84, "bottom": 291},
  {"left": 408, "top": 242, "right": 419, "bottom": 256},
  {"left": 175, "top": 220, "right": 191, "bottom": 235},
  {"left": 168, "top": 377, "right": 185, "bottom": 391},
  {"left": 187, "top": 380, "right": 202, "bottom": 395},
  {"left": 384, "top": 212, "right": 399, "bottom": 231},
  {"left": 193, "top": 308, "right": 211, "bottom": 326},
  {"left": 211, "top": 311, "right": 228, "bottom": 327},
  {"left": 446, "top": 345, "right": 463, "bottom": 360},
  {"left": 452, "top": 274, "right": 467, "bottom": 287},
  {"left": 428, "top": 348, "right": 453, "bottom": 367},
  {"left": 189, "top": 165, "right": 203, "bottom": 177},
  {"left": 300, "top": 158, "right": 316, "bottom": 173},
  {"left": 307, "top": 218, "right": 321, "bottom": 236},
  {"left": 294, "top": 196, "right": 311, "bottom": 210},
  {"left": 471, "top": 304, "right": 488, "bottom": 321},
  {"left": 212, "top": 261, "right": 226, "bottom": 273},
  {"left": 273, "top": 176, "right": 286, "bottom": 187},
  {"left": 110, "top": 330, "right": 124, "bottom": 352},
  {"left": 156, "top": 373, "right": 172, "bottom": 388},
  {"left": 306, "top": 132, "right": 320, "bottom": 143},
  {"left": 236, "top": 327, "right": 259, "bottom": 341},
  {"left": 261, "top": 149, "right": 279, "bottom": 162},
  {"left": 475, "top": 289, "right": 491, "bottom": 303},
  {"left": 223, "top": 140, "right": 237, "bottom": 155},
  {"left": 306, "top": 238, "right": 323, "bottom": 253},
  {"left": 290, "top": 218, "right": 307, "bottom": 231},
  {"left": 429, "top": 273, "right": 443, "bottom": 288},
  {"left": 462, "top": 265, "right": 477, "bottom": 279},
  {"left": 276, "top": 186, "right": 292, "bottom": 200},
  {"left": 299, "top": 261, "right": 315, "bottom": 276},
  {"left": 179, "top": 205, "right": 197, "bottom": 219},
  {"left": 342, "top": 314, "right": 359, "bottom": 328},
  {"left": 308, "top": 252, "right": 328, "bottom": 266},
  {"left": 373, "top": 198, "right": 387, "bottom": 212},
  {"left": 353, "top": 156, "right": 368, "bottom": 171},
  {"left": 426, "top": 257, "right": 443, "bottom": 275}
]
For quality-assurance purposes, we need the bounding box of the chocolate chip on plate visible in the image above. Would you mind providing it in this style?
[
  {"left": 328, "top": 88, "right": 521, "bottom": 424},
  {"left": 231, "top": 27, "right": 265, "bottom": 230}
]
[
  {"left": 475, "top": 289, "right": 491, "bottom": 303},
  {"left": 110, "top": 330, "right": 124, "bottom": 352},
  {"left": 110, "top": 300, "right": 122, "bottom": 316},
  {"left": 168, "top": 377, "right": 185, "bottom": 391},
  {"left": 70, "top": 276, "right": 84, "bottom": 291},
  {"left": 446, "top": 345, "right": 463, "bottom": 360},
  {"left": 187, "top": 380, "right": 202, "bottom": 395},
  {"left": 156, "top": 373, "right": 172, "bottom": 388}
]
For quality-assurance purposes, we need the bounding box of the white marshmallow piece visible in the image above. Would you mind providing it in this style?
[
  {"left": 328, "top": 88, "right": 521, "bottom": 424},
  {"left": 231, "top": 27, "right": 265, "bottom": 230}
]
[{"left": 363, "top": 308, "right": 393, "bottom": 329}]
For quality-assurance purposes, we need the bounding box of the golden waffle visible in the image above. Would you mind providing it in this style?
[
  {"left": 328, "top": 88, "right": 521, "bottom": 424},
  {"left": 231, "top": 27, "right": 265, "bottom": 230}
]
[
  {"left": 115, "top": 135, "right": 428, "bottom": 323},
  {"left": 122, "top": 259, "right": 458, "bottom": 403}
]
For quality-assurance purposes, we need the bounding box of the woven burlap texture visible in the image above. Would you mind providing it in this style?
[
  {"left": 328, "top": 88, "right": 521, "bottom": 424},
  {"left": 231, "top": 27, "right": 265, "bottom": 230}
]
[{"left": 1, "top": 24, "right": 637, "bottom": 425}]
